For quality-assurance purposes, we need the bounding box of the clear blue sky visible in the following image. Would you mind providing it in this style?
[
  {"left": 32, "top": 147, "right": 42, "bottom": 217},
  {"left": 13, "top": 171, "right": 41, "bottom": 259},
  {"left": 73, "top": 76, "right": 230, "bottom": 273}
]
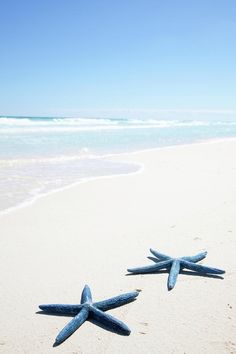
[{"left": 0, "top": 0, "right": 236, "bottom": 119}]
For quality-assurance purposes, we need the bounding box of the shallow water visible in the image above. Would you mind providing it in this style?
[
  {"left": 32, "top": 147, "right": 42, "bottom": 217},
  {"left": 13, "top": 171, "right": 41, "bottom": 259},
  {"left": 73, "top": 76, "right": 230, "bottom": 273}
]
[{"left": 1, "top": 116, "right": 236, "bottom": 213}]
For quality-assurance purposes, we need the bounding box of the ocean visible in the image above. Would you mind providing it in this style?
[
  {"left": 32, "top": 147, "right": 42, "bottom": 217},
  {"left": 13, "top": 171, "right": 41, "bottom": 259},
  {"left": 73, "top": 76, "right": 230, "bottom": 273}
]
[{"left": 1, "top": 116, "right": 236, "bottom": 213}]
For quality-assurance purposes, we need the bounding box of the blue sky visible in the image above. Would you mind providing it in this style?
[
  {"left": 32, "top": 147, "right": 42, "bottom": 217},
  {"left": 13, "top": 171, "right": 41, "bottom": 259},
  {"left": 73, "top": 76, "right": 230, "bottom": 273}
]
[{"left": 0, "top": 0, "right": 236, "bottom": 119}]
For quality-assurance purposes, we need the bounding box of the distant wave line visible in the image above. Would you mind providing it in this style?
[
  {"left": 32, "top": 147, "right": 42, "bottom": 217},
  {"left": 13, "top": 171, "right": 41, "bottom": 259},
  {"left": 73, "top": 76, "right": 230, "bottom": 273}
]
[{"left": 1, "top": 120, "right": 236, "bottom": 134}]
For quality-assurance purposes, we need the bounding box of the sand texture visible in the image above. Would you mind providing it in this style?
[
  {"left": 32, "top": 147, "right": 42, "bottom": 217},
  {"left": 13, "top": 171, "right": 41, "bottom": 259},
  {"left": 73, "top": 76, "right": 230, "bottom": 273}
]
[{"left": 0, "top": 140, "right": 235, "bottom": 354}]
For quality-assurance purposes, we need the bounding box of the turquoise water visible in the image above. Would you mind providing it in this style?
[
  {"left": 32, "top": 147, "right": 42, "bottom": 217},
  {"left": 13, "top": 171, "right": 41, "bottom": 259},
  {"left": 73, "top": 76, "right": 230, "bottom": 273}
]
[{"left": 1, "top": 116, "right": 236, "bottom": 212}]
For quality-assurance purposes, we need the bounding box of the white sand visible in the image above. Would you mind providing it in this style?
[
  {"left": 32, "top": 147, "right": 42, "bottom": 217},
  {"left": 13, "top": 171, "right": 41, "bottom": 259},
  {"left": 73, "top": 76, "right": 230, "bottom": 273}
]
[{"left": 0, "top": 140, "right": 235, "bottom": 354}]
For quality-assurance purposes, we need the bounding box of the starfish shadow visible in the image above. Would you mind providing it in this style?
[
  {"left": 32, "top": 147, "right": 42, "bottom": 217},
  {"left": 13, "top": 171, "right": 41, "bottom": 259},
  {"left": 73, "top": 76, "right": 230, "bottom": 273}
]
[
  {"left": 126, "top": 269, "right": 223, "bottom": 279},
  {"left": 36, "top": 310, "right": 74, "bottom": 318}
]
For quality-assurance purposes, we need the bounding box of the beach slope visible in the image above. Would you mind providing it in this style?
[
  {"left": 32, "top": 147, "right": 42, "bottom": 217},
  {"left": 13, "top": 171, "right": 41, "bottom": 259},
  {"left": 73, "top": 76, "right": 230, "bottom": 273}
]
[{"left": 0, "top": 140, "right": 235, "bottom": 354}]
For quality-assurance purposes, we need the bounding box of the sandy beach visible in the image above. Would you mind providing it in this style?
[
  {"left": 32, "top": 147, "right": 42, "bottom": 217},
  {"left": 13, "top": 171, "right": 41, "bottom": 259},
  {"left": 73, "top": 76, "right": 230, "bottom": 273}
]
[{"left": 0, "top": 139, "right": 235, "bottom": 354}]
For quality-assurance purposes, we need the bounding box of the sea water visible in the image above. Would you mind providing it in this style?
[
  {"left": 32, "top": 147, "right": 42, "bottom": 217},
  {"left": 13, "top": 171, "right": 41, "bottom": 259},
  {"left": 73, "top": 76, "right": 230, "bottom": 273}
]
[{"left": 1, "top": 116, "right": 236, "bottom": 213}]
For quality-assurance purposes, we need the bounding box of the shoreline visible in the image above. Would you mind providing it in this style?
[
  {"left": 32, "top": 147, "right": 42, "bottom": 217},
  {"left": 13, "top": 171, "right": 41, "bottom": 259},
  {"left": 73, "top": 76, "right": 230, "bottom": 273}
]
[
  {"left": 1, "top": 136, "right": 236, "bottom": 217},
  {"left": 0, "top": 162, "right": 144, "bottom": 216}
]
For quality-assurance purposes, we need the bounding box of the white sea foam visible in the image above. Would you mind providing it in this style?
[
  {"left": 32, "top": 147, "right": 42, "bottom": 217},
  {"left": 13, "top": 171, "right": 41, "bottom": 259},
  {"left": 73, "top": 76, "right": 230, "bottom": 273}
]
[
  {"left": 1, "top": 116, "right": 235, "bottom": 127},
  {"left": 1, "top": 117, "right": 235, "bottom": 134},
  {"left": 0, "top": 151, "right": 97, "bottom": 167},
  {"left": 0, "top": 117, "right": 119, "bottom": 126}
]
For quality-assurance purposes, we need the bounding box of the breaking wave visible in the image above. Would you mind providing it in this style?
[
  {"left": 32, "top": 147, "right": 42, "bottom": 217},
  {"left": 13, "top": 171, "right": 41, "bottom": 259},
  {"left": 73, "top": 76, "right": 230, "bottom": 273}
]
[{"left": 1, "top": 116, "right": 236, "bottom": 134}]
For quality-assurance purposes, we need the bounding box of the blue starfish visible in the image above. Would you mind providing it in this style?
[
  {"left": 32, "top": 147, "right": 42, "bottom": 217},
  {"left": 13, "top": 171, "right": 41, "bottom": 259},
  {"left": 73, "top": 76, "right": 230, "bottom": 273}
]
[
  {"left": 127, "top": 249, "right": 225, "bottom": 290},
  {"left": 38, "top": 285, "right": 139, "bottom": 346}
]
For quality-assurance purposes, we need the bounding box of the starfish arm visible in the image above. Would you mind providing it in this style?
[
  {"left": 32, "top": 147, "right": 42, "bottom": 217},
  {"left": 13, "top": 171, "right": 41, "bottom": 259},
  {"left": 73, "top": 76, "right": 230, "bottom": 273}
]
[
  {"left": 54, "top": 307, "right": 89, "bottom": 346},
  {"left": 150, "top": 249, "right": 171, "bottom": 261},
  {"left": 127, "top": 259, "right": 171, "bottom": 274},
  {"left": 94, "top": 291, "right": 139, "bottom": 311},
  {"left": 81, "top": 284, "right": 92, "bottom": 304},
  {"left": 181, "top": 260, "right": 225, "bottom": 274},
  {"left": 90, "top": 306, "right": 131, "bottom": 335},
  {"left": 168, "top": 259, "right": 180, "bottom": 290},
  {"left": 39, "top": 304, "right": 82, "bottom": 315},
  {"left": 182, "top": 251, "right": 207, "bottom": 263}
]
